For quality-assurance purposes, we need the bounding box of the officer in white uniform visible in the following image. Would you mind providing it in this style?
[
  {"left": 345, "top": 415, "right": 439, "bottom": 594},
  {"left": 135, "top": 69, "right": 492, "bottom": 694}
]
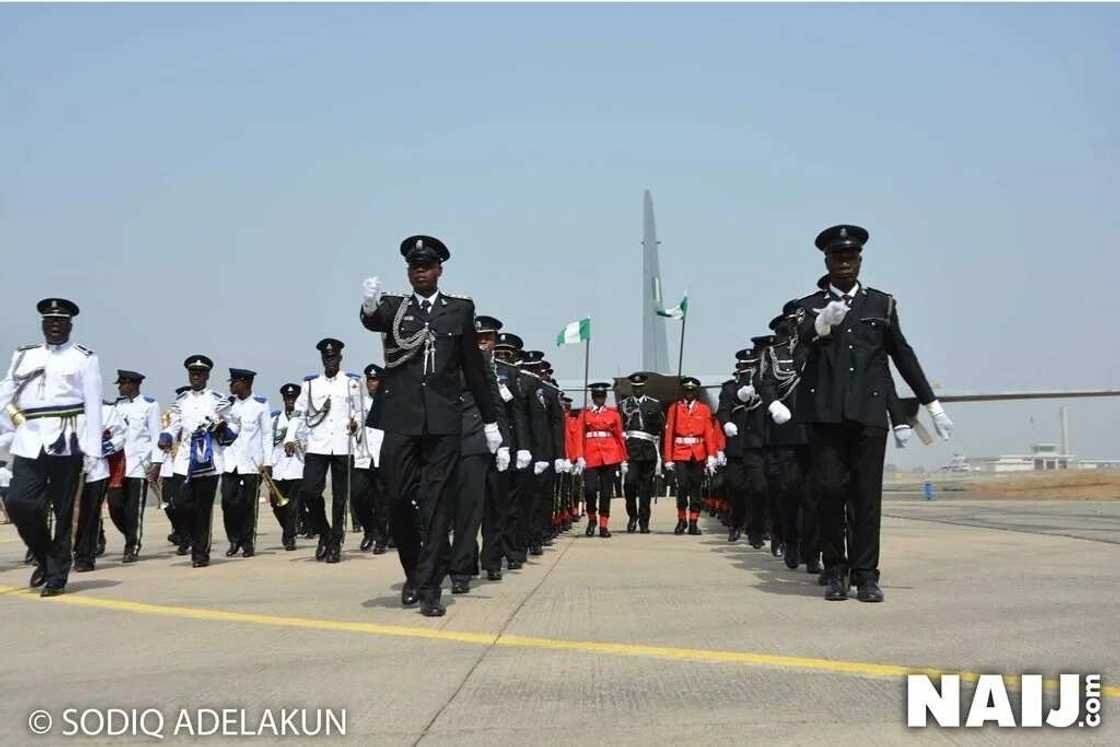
[
  {"left": 104, "top": 370, "right": 161, "bottom": 563},
  {"left": 284, "top": 338, "right": 363, "bottom": 564},
  {"left": 160, "top": 385, "right": 192, "bottom": 555},
  {"left": 74, "top": 400, "right": 123, "bottom": 571},
  {"left": 221, "top": 368, "right": 272, "bottom": 558},
  {"left": 269, "top": 383, "right": 306, "bottom": 550},
  {"left": 0, "top": 298, "right": 103, "bottom": 595},
  {"left": 158, "top": 354, "right": 237, "bottom": 568}
]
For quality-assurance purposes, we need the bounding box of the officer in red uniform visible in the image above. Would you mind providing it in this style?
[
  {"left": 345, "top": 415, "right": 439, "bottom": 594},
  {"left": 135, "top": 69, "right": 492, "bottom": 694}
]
[
  {"left": 663, "top": 377, "right": 718, "bottom": 536},
  {"left": 562, "top": 395, "right": 582, "bottom": 522},
  {"left": 573, "top": 382, "right": 627, "bottom": 538}
]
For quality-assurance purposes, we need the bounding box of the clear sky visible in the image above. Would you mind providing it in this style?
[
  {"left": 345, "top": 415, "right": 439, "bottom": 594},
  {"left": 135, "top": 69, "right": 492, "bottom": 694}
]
[{"left": 2, "top": 3, "right": 1118, "bottom": 469}]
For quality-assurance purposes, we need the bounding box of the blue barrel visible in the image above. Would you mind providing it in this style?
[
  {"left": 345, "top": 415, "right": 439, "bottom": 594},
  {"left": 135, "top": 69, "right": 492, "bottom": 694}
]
[{"left": 923, "top": 481, "right": 935, "bottom": 501}]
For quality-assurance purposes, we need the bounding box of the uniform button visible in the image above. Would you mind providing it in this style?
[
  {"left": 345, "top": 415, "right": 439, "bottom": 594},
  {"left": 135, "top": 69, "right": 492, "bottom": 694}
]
[
  {"left": 849, "top": 367, "right": 854, "bottom": 372},
  {"left": 848, "top": 345, "right": 853, "bottom": 350}
]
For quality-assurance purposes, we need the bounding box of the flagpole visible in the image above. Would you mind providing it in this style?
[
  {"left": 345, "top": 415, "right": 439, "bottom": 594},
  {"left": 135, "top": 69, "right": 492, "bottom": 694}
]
[
  {"left": 675, "top": 311, "right": 687, "bottom": 399},
  {"left": 582, "top": 317, "right": 591, "bottom": 410}
]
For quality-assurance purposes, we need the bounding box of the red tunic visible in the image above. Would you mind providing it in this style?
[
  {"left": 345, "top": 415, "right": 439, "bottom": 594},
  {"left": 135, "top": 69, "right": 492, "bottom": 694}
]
[
  {"left": 662, "top": 400, "right": 717, "bottom": 462},
  {"left": 564, "top": 412, "right": 582, "bottom": 461},
  {"left": 573, "top": 406, "right": 627, "bottom": 467},
  {"left": 711, "top": 415, "right": 726, "bottom": 453}
]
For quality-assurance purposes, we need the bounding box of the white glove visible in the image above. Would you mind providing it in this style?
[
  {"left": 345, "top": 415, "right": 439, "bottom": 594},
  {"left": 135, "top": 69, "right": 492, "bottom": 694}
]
[
  {"left": 723, "top": 421, "right": 739, "bottom": 438},
  {"left": 892, "top": 425, "right": 912, "bottom": 449},
  {"left": 927, "top": 400, "right": 953, "bottom": 440},
  {"left": 516, "top": 450, "right": 532, "bottom": 470},
  {"left": 716, "top": 451, "right": 727, "bottom": 467},
  {"left": 664, "top": 461, "right": 675, "bottom": 471},
  {"left": 620, "top": 461, "right": 629, "bottom": 477},
  {"left": 705, "top": 455, "right": 718, "bottom": 475},
  {"left": 483, "top": 422, "right": 503, "bottom": 454},
  {"left": 533, "top": 461, "right": 548, "bottom": 475},
  {"left": 768, "top": 400, "right": 792, "bottom": 425},
  {"left": 554, "top": 458, "right": 566, "bottom": 473},
  {"left": 736, "top": 384, "right": 756, "bottom": 403},
  {"left": 573, "top": 458, "right": 585, "bottom": 476},
  {"left": 814, "top": 300, "right": 849, "bottom": 336},
  {"left": 496, "top": 447, "right": 511, "bottom": 472},
  {"left": 361, "top": 276, "right": 383, "bottom": 314},
  {"left": 83, "top": 455, "right": 97, "bottom": 475},
  {"left": 562, "top": 458, "right": 572, "bottom": 473}
]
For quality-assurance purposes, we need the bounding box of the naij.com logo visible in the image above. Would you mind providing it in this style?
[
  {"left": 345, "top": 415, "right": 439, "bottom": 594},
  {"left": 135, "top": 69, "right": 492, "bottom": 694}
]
[{"left": 908, "top": 674, "right": 1102, "bottom": 728}]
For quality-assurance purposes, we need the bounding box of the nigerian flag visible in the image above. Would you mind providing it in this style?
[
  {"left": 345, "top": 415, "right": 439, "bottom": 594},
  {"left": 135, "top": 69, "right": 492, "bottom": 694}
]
[
  {"left": 556, "top": 317, "right": 591, "bottom": 346},
  {"left": 657, "top": 292, "right": 688, "bottom": 320}
]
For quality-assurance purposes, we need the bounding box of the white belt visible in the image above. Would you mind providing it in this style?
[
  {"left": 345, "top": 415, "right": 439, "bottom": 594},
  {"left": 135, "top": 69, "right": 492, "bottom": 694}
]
[
  {"left": 586, "top": 430, "right": 612, "bottom": 438},
  {"left": 624, "top": 430, "right": 657, "bottom": 442},
  {"left": 675, "top": 436, "right": 702, "bottom": 444}
]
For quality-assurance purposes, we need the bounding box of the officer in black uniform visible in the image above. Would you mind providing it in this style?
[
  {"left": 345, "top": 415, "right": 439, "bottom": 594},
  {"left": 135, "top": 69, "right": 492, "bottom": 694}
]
[
  {"left": 716, "top": 348, "right": 768, "bottom": 545},
  {"left": 495, "top": 334, "right": 540, "bottom": 572},
  {"left": 619, "top": 373, "right": 663, "bottom": 533},
  {"left": 795, "top": 224, "right": 953, "bottom": 602},
  {"left": 359, "top": 235, "right": 501, "bottom": 617},
  {"left": 518, "top": 350, "right": 561, "bottom": 555}
]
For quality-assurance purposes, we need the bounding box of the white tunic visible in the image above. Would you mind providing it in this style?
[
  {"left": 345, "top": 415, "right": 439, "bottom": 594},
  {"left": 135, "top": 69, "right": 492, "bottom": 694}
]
[
  {"left": 284, "top": 372, "right": 364, "bottom": 456},
  {"left": 160, "top": 388, "right": 236, "bottom": 476},
  {"left": 224, "top": 394, "right": 272, "bottom": 474},
  {"left": 0, "top": 341, "right": 103, "bottom": 459},
  {"left": 113, "top": 394, "right": 163, "bottom": 478},
  {"left": 83, "top": 401, "right": 124, "bottom": 482},
  {"left": 270, "top": 408, "right": 307, "bottom": 481}
]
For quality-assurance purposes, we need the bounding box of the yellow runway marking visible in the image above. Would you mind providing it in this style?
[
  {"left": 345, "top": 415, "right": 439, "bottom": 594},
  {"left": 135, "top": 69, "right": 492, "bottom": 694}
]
[{"left": 2, "top": 584, "right": 1116, "bottom": 699}]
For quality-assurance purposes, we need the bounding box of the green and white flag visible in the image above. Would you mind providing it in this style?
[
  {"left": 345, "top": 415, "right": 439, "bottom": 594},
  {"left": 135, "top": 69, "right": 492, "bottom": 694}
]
[
  {"left": 556, "top": 317, "right": 591, "bottom": 346},
  {"left": 656, "top": 292, "right": 688, "bottom": 320}
]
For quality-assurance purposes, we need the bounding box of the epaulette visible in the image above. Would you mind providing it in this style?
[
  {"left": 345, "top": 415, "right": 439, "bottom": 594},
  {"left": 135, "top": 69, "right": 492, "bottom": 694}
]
[
  {"left": 176, "top": 390, "right": 189, "bottom": 400},
  {"left": 143, "top": 395, "right": 155, "bottom": 403},
  {"left": 645, "top": 395, "right": 660, "bottom": 403},
  {"left": 253, "top": 395, "right": 267, "bottom": 404},
  {"left": 442, "top": 291, "right": 472, "bottom": 301},
  {"left": 210, "top": 390, "right": 225, "bottom": 400},
  {"left": 303, "top": 374, "right": 317, "bottom": 382},
  {"left": 104, "top": 399, "right": 118, "bottom": 406},
  {"left": 74, "top": 344, "right": 94, "bottom": 356},
  {"left": 345, "top": 372, "right": 361, "bottom": 380},
  {"left": 271, "top": 409, "right": 281, "bottom": 418},
  {"left": 16, "top": 343, "right": 38, "bottom": 351}
]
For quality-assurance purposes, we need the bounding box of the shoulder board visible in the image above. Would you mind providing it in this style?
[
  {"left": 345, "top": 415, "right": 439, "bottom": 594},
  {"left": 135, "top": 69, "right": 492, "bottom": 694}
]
[
  {"left": 143, "top": 395, "right": 156, "bottom": 403},
  {"left": 253, "top": 395, "right": 267, "bottom": 404},
  {"left": 537, "top": 380, "right": 559, "bottom": 392},
  {"left": 383, "top": 291, "right": 406, "bottom": 298},
  {"left": 303, "top": 374, "right": 317, "bottom": 382},
  {"left": 798, "top": 291, "right": 825, "bottom": 304},
  {"left": 210, "top": 390, "right": 225, "bottom": 400},
  {"left": 645, "top": 396, "right": 660, "bottom": 403},
  {"left": 863, "top": 286, "right": 891, "bottom": 299},
  {"left": 722, "top": 379, "right": 735, "bottom": 387},
  {"left": 103, "top": 399, "right": 117, "bottom": 406},
  {"left": 74, "top": 344, "right": 94, "bottom": 356},
  {"left": 16, "top": 343, "right": 39, "bottom": 351},
  {"left": 442, "top": 292, "right": 472, "bottom": 301},
  {"left": 176, "top": 391, "right": 188, "bottom": 400},
  {"left": 271, "top": 409, "right": 281, "bottom": 418},
  {"left": 345, "top": 372, "right": 361, "bottom": 380}
]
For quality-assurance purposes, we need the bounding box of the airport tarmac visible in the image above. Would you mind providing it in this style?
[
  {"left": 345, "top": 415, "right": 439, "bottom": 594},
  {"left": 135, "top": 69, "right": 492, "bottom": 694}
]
[{"left": 2, "top": 493, "right": 1117, "bottom": 745}]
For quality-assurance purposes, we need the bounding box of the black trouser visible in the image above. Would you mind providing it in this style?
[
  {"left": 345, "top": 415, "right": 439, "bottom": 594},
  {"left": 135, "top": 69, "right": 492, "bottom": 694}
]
[
  {"left": 176, "top": 474, "right": 220, "bottom": 563},
  {"left": 809, "top": 422, "right": 888, "bottom": 584},
  {"left": 481, "top": 465, "right": 511, "bottom": 572},
  {"left": 583, "top": 464, "right": 616, "bottom": 518},
  {"left": 765, "top": 447, "right": 806, "bottom": 552},
  {"left": 107, "top": 477, "right": 149, "bottom": 553},
  {"left": 734, "top": 449, "right": 768, "bottom": 541},
  {"left": 531, "top": 467, "right": 555, "bottom": 543},
  {"left": 299, "top": 453, "right": 351, "bottom": 549},
  {"left": 447, "top": 452, "right": 488, "bottom": 581},
  {"left": 507, "top": 469, "right": 531, "bottom": 563},
  {"left": 381, "top": 432, "right": 459, "bottom": 605},
  {"left": 163, "top": 475, "right": 191, "bottom": 544},
  {"left": 7, "top": 451, "right": 83, "bottom": 588},
  {"left": 74, "top": 478, "right": 109, "bottom": 565},
  {"left": 221, "top": 471, "right": 261, "bottom": 549},
  {"left": 624, "top": 459, "right": 656, "bottom": 525},
  {"left": 271, "top": 478, "right": 301, "bottom": 545},
  {"left": 351, "top": 466, "right": 390, "bottom": 543},
  {"left": 791, "top": 446, "right": 818, "bottom": 563},
  {"left": 350, "top": 466, "right": 374, "bottom": 536},
  {"left": 674, "top": 459, "right": 704, "bottom": 516}
]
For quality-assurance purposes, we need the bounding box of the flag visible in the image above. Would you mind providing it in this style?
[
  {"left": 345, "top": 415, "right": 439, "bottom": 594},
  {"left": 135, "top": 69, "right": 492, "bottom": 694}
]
[
  {"left": 556, "top": 317, "right": 591, "bottom": 346},
  {"left": 657, "top": 292, "right": 688, "bottom": 320}
]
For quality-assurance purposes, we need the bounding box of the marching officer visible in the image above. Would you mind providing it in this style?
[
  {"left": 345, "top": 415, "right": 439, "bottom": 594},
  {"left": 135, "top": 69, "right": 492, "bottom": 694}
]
[
  {"left": 73, "top": 398, "right": 123, "bottom": 571},
  {"left": 561, "top": 394, "right": 581, "bottom": 526},
  {"left": 158, "top": 355, "right": 237, "bottom": 568},
  {"left": 269, "top": 383, "right": 306, "bottom": 551},
  {"left": 222, "top": 368, "right": 272, "bottom": 558},
  {"left": 493, "top": 333, "right": 538, "bottom": 572},
  {"left": 351, "top": 364, "right": 389, "bottom": 553},
  {"left": 619, "top": 373, "right": 663, "bottom": 533},
  {"left": 0, "top": 298, "right": 103, "bottom": 595},
  {"left": 104, "top": 370, "right": 161, "bottom": 563},
  {"left": 717, "top": 350, "right": 767, "bottom": 545},
  {"left": 663, "top": 377, "right": 717, "bottom": 536},
  {"left": 518, "top": 350, "right": 560, "bottom": 555},
  {"left": 161, "top": 385, "right": 192, "bottom": 556},
  {"left": 573, "top": 382, "right": 627, "bottom": 538},
  {"left": 284, "top": 338, "right": 364, "bottom": 564},
  {"left": 795, "top": 224, "right": 952, "bottom": 602},
  {"left": 359, "top": 234, "right": 501, "bottom": 617}
]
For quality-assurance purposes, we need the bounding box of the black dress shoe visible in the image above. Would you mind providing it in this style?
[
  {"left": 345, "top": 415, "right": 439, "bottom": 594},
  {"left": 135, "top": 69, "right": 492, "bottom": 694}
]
[
  {"left": 420, "top": 601, "right": 446, "bottom": 617},
  {"left": 167, "top": 532, "right": 181, "bottom": 545},
  {"left": 687, "top": 521, "right": 702, "bottom": 536},
  {"left": 825, "top": 571, "right": 849, "bottom": 601},
  {"left": 529, "top": 545, "right": 543, "bottom": 556},
  {"left": 728, "top": 528, "right": 741, "bottom": 543},
  {"left": 96, "top": 535, "right": 106, "bottom": 557},
  {"left": 29, "top": 565, "right": 47, "bottom": 588},
  {"left": 487, "top": 569, "right": 502, "bottom": 581},
  {"left": 584, "top": 521, "right": 596, "bottom": 537},
  {"left": 806, "top": 557, "right": 822, "bottom": 574},
  {"left": 451, "top": 578, "right": 470, "bottom": 594},
  {"left": 192, "top": 559, "right": 209, "bottom": 568},
  {"left": 24, "top": 548, "right": 35, "bottom": 564},
  {"left": 599, "top": 526, "right": 611, "bottom": 538},
  {"left": 315, "top": 541, "right": 328, "bottom": 561},
  {"left": 506, "top": 560, "right": 523, "bottom": 570},
  {"left": 639, "top": 524, "right": 650, "bottom": 534},
  {"left": 748, "top": 535, "right": 764, "bottom": 549},
  {"left": 673, "top": 520, "right": 687, "bottom": 535},
  {"left": 40, "top": 586, "right": 64, "bottom": 597},
  {"left": 176, "top": 542, "right": 191, "bottom": 556},
  {"left": 626, "top": 519, "right": 638, "bottom": 534},
  {"left": 771, "top": 540, "right": 783, "bottom": 558},
  {"left": 401, "top": 585, "right": 418, "bottom": 606},
  {"left": 783, "top": 543, "right": 801, "bottom": 569},
  {"left": 325, "top": 547, "right": 341, "bottom": 564},
  {"left": 372, "top": 543, "right": 388, "bottom": 555},
  {"left": 73, "top": 559, "right": 95, "bottom": 573},
  {"left": 122, "top": 550, "right": 138, "bottom": 564},
  {"left": 857, "top": 578, "right": 884, "bottom": 603},
  {"left": 359, "top": 533, "right": 374, "bottom": 552},
  {"left": 241, "top": 543, "right": 255, "bottom": 558},
  {"left": 817, "top": 570, "right": 829, "bottom": 586},
  {"left": 225, "top": 543, "right": 240, "bottom": 557}
]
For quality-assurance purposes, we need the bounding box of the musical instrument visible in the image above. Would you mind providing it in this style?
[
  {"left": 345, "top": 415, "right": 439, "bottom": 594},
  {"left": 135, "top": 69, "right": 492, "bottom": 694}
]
[{"left": 255, "top": 460, "right": 289, "bottom": 507}]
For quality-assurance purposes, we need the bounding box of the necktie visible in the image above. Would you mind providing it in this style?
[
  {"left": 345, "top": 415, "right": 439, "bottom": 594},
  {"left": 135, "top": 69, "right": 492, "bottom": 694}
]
[
  {"left": 841, "top": 294, "right": 852, "bottom": 306},
  {"left": 420, "top": 300, "right": 432, "bottom": 316}
]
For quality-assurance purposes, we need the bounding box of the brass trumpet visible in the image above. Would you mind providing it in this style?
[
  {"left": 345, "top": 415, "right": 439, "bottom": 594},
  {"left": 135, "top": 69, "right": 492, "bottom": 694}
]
[{"left": 256, "top": 462, "right": 289, "bottom": 507}]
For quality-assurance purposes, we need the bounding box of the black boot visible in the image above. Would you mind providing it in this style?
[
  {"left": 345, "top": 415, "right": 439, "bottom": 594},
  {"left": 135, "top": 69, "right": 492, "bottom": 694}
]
[
  {"left": 401, "top": 583, "right": 418, "bottom": 606},
  {"left": 806, "top": 556, "right": 822, "bottom": 574},
  {"left": 728, "top": 527, "right": 741, "bottom": 543},
  {"left": 584, "top": 519, "right": 596, "bottom": 537},
  {"left": 225, "top": 542, "right": 240, "bottom": 557},
  {"left": 96, "top": 530, "right": 106, "bottom": 557},
  {"left": 771, "top": 539, "right": 783, "bottom": 558},
  {"left": 29, "top": 564, "right": 46, "bottom": 588},
  {"left": 825, "top": 570, "right": 849, "bottom": 601},
  {"left": 673, "top": 520, "right": 687, "bottom": 535},
  {"left": 639, "top": 522, "right": 650, "bottom": 534},
  {"left": 373, "top": 542, "right": 388, "bottom": 555},
  {"left": 176, "top": 540, "right": 191, "bottom": 556},
  {"left": 315, "top": 539, "right": 328, "bottom": 561},
  {"left": 783, "top": 542, "right": 800, "bottom": 570},
  {"left": 857, "top": 577, "right": 884, "bottom": 603},
  {"left": 626, "top": 518, "right": 638, "bottom": 534},
  {"left": 451, "top": 577, "right": 470, "bottom": 594},
  {"left": 241, "top": 542, "right": 255, "bottom": 558},
  {"left": 360, "top": 533, "right": 374, "bottom": 552},
  {"left": 122, "top": 547, "right": 139, "bottom": 564},
  {"left": 599, "top": 525, "right": 611, "bottom": 538},
  {"left": 687, "top": 521, "right": 702, "bottom": 536}
]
